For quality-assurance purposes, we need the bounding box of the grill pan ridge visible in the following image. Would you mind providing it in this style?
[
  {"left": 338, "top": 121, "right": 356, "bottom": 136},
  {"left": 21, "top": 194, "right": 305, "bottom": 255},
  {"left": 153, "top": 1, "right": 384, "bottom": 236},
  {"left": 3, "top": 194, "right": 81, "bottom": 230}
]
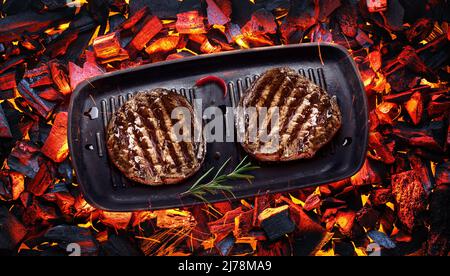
[{"left": 68, "top": 43, "right": 368, "bottom": 211}]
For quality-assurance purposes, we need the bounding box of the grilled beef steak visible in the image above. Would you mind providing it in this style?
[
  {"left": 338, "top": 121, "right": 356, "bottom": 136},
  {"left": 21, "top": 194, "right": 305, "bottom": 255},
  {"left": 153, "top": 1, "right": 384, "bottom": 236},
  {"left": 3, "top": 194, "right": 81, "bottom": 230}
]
[
  {"left": 237, "top": 67, "right": 342, "bottom": 161},
  {"left": 107, "top": 89, "right": 205, "bottom": 185}
]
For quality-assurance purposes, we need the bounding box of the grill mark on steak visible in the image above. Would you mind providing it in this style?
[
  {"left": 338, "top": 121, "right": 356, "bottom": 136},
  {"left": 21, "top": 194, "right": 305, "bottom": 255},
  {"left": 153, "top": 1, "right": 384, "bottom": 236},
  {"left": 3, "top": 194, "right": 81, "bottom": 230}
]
[
  {"left": 245, "top": 71, "right": 286, "bottom": 144},
  {"left": 257, "top": 76, "right": 294, "bottom": 146},
  {"left": 284, "top": 93, "right": 320, "bottom": 158},
  {"left": 141, "top": 96, "right": 179, "bottom": 174},
  {"left": 157, "top": 94, "right": 189, "bottom": 173},
  {"left": 171, "top": 96, "right": 197, "bottom": 165},
  {"left": 136, "top": 101, "right": 166, "bottom": 175},
  {"left": 281, "top": 93, "right": 317, "bottom": 157},
  {"left": 123, "top": 106, "right": 157, "bottom": 179},
  {"left": 245, "top": 73, "right": 275, "bottom": 107},
  {"left": 279, "top": 81, "right": 309, "bottom": 133},
  {"left": 151, "top": 95, "right": 185, "bottom": 173},
  {"left": 238, "top": 67, "right": 342, "bottom": 161}
]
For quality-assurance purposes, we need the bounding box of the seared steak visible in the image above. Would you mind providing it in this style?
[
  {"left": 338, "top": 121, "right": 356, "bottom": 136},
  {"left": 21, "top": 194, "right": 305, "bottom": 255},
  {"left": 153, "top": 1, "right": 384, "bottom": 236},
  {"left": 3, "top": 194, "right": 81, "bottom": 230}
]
[
  {"left": 238, "top": 67, "right": 342, "bottom": 161},
  {"left": 106, "top": 89, "right": 205, "bottom": 185}
]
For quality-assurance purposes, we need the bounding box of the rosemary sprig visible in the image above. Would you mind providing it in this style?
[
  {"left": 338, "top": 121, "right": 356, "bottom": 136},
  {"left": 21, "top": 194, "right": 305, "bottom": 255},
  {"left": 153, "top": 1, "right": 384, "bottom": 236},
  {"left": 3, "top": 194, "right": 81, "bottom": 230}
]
[{"left": 180, "top": 156, "right": 259, "bottom": 203}]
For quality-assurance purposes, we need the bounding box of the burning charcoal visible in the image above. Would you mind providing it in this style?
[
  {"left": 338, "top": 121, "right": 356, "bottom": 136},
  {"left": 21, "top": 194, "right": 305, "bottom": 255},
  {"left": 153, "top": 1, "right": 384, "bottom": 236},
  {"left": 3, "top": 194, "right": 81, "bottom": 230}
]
[
  {"left": 335, "top": 210, "right": 356, "bottom": 236},
  {"left": 258, "top": 205, "right": 295, "bottom": 241},
  {"left": 215, "top": 232, "right": 235, "bottom": 256},
  {"left": 23, "top": 65, "right": 53, "bottom": 88},
  {"left": 42, "top": 182, "right": 75, "bottom": 216},
  {"left": 176, "top": 11, "right": 206, "bottom": 35},
  {"left": 392, "top": 170, "right": 428, "bottom": 232},
  {"left": 229, "top": 242, "right": 255, "bottom": 256},
  {"left": 0, "top": 171, "right": 24, "bottom": 201},
  {"left": 0, "top": 55, "right": 25, "bottom": 75},
  {"left": 7, "top": 141, "right": 41, "bottom": 179},
  {"left": 241, "top": 9, "right": 277, "bottom": 44},
  {"left": 368, "top": 132, "right": 396, "bottom": 164},
  {"left": 119, "top": 6, "right": 149, "bottom": 31},
  {"left": 321, "top": 197, "right": 347, "bottom": 209},
  {"left": 28, "top": 120, "right": 51, "bottom": 147},
  {"left": 74, "top": 194, "right": 97, "bottom": 218},
  {"left": 209, "top": 207, "right": 243, "bottom": 242},
  {"left": 97, "top": 48, "right": 130, "bottom": 64},
  {"left": 350, "top": 158, "right": 382, "bottom": 186},
  {"left": 409, "top": 155, "right": 434, "bottom": 195},
  {"left": 356, "top": 207, "right": 380, "bottom": 230},
  {"left": 17, "top": 79, "right": 56, "bottom": 118},
  {"left": 392, "top": 121, "right": 446, "bottom": 152},
  {"left": 49, "top": 60, "right": 71, "bottom": 95},
  {"left": 23, "top": 198, "right": 59, "bottom": 225},
  {"left": 0, "top": 71, "right": 17, "bottom": 99},
  {"left": 206, "top": 0, "right": 230, "bottom": 26},
  {"left": 0, "top": 206, "right": 27, "bottom": 254},
  {"left": 127, "top": 15, "right": 163, "bottom": 55},
  {"left": 252, "top": 194, "right": 271, "bottom": 227},
  {"left": 233, "top": 209, "right": 253, "bottom": 238},
  {"left": 426, "top": 184, "right": 450, "bottom": 256},
  {"left": 366, "top": 0, "right": 387, "bottom": 13},
  {"left": 93, "top": 32, "right": 122, "bottom": 59},
  {"left": 0, "top": 9, "right": 75, "bottom": 43},
  {"left": 283, "top": 0, "right": 318, "bottom": 32},
  {"left": 0, "top": 104, "right": 12, "bottom": 138},
  {"left": 27, "top": 161, "right": 56, "bottom": 196},
  {"left": 310, "top": 23, "right": 333, "bottom": 43},
  {"left": 257, "top": 237, "right": 292, "bottom": 256},
  {"left": 44, "top": 225, "right": 98, "bottom": 256},
  {"left": 155, "top": 209, "right": 196, "bottom": 229},
  {"left": 145, "top": 36, "right": 180, "bottom": 55},
  {"left": 38, "top": 87, "right": 63, "bottom": 102},
  {"left": 384, "top": 46, "right": 433, "bottom": 77},
  {"left": 406, "top": 18, "right": 434, "bottom": 43},
  {"left": 435, "top": 162, "right": 450, "bottom": 187},
  {"left": 369, "top": 188, "right": 393, "bottom": 206},
  {"left": 41, "top": 112, "right": 68, "bottom": 163},
  {"left": 101, "top": 234, "right": 142, "bottom": 256},
  {"left": 404, "top": 92, "right": 423, "bottom": 125},
  {"left": 68, "top": 55, "right": 104, "bottom": 90},
  {"left": 375, "top": 101, "right": 401, "bottom": 125},
  {"left": 57, "top": 160, "right": 73, "bottom": 183},
  {"left": 100, "top": 211, "right": 132, "bottom": 230},
  {"left": 303, "top": 193, "right": 321, "bottom": 211},
  {"left": 109, "top": 13, "right": 126, "bottom": 31},
  {"left": 45, "top": 31, "right": 79, "bottom": 59},
  {"left": 428, "top": 94, "right": 450, "bottom": 118},
  {"left": 282, "top": 196, "right": 330, "bottom": 255},
  {"left": 166, "top": 50, "right": 195, "bottom": 61},
  {"left": 356, "top": 29, "right": 374, "bottom": 48},
  {"left": 334, "top": 2, "right": 358, "bottom": 37}
]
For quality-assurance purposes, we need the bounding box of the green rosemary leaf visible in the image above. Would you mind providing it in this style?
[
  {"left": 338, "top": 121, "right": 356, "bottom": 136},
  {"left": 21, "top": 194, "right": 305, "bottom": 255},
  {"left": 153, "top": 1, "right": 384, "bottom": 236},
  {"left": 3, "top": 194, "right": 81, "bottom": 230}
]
[{"left": 180, "top": 156, "right": 259, "bottom": 204}]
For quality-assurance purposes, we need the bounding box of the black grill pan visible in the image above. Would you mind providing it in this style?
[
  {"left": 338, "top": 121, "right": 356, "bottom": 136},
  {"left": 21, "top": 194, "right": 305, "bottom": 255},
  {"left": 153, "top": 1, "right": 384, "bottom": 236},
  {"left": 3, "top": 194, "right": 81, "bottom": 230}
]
[{"left": 68, "top": 43, "right": 368, "bottom": 211}]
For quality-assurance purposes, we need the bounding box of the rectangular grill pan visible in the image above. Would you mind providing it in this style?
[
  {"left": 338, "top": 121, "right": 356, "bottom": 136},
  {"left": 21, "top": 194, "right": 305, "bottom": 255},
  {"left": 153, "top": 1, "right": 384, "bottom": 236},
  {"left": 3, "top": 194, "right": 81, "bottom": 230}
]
[{"left": 68, "top": 43, "right": 368, "bottom": 211}]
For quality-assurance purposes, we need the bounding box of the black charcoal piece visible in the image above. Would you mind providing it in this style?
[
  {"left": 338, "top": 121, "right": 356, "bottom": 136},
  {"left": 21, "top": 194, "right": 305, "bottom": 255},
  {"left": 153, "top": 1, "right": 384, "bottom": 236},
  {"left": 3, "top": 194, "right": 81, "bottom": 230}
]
[{"left": 259, "top": 206, "right": 295, "bottom": 241}]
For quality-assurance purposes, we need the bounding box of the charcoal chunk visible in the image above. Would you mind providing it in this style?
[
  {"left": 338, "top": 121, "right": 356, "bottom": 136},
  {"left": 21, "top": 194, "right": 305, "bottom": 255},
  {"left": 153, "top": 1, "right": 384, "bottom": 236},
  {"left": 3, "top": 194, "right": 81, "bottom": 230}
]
[
  {"left": 44, "top": 225, "right": 99, "bottom": 256},
  {"left": 0, "top": 206, "right": 27, "bottom": 254},
  {"left": 259, "top": 205, "right": 295, "bottom": 241}
]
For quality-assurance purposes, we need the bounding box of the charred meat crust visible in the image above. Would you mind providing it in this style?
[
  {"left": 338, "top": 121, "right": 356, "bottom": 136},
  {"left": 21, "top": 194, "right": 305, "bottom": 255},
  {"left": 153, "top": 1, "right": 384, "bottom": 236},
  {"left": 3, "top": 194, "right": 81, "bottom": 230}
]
[{"left": 106, "top": 89, "right": 205, "bottom": 185}]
